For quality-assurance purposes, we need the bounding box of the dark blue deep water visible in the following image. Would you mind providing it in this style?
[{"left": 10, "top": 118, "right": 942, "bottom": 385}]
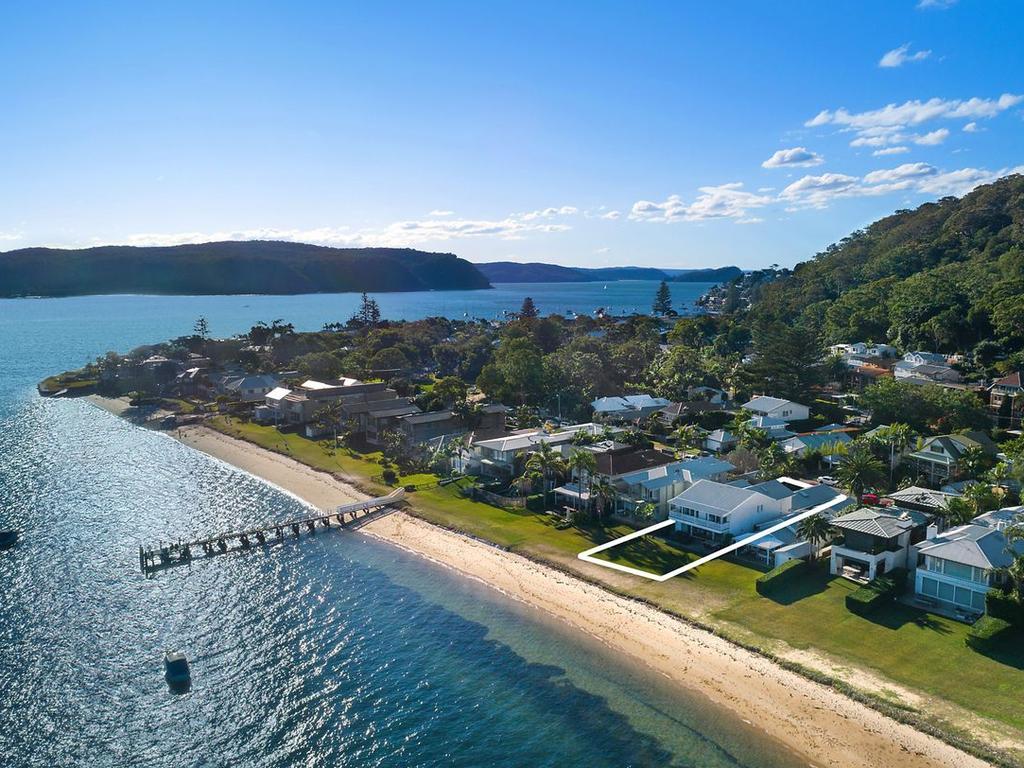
[{"left": 0, "top": 285, "right": 802, "bottom": 768}]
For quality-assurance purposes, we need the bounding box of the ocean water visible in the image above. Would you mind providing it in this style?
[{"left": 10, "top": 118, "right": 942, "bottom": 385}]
[{"left": 0, "top": 285, "right": 803, "bottom": 768}]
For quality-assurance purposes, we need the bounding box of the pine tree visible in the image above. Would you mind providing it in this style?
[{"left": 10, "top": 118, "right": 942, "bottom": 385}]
[
  {"left": 519, "top": 296, "right": 539, "bottom": 319},
  {"left": 351, "top": 292, "right": 382, "bottom": 327},
  {"left": 653, "top": 281, "right": 672, "bottom": 315}
]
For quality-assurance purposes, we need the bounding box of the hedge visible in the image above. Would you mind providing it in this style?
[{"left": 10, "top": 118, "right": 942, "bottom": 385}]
[
  {"left": 755, "top": 558, "right": 807, "bottom": 596},
  {"left": 985, "top": 589, "right": 1024, "bottom": 627},
  {"left": 966, "top": 615, "right": 1012, "bottom": 651},
  {"left": 846, "top": 568, "right": 908, "bottom": 615},
  {"left": 525, "top": 494, "right": 544, "bottom": 512}
]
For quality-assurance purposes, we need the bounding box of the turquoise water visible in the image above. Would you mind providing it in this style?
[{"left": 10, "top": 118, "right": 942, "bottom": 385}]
[{"left": 0, "top": 285, "right": 802, "bottom": 767}]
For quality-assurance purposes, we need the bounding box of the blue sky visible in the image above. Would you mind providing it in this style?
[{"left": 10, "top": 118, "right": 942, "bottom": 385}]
[{"left": 1, "top": 0, "right": 1021, "bottom": 268}]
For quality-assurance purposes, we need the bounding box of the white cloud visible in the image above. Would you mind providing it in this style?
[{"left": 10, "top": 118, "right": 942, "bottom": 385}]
[
  {"left": 761, "top": 146, "right": 824, "bottom": 168},
  {"left": 0, "top": 230, "right": 23, "bottom": 242},
  {"left": 119, "top": 207, "right": 582, "bottom": 249},
  {"left": 873, "top": 146, "right": 910, "bottom": 156},
  {"left": 963, "top": 121, "right": 980, "bottom": 132},
  {"left": 915, "top": 128, "right": 949, "bottom": 145},
  {"left": 630, "top": 183, "right": 772, "bottom": 223},
  {"left": 879, "top": 44, "right": 931, "bottom": 68},
  {"left": 917, "top": 0, "right": 956, "bottom": 8},
  {"left": 807, "top": 94, "right": 1023, "bottom": 141},
  {"left": 916, "top": 164, "right": 1024, "bottom": 196},
  {"left": 779, "top": 173, "right": 860, "bottom": 208},
  {"left": 863, "top": 163, "right": 938, "bottom": 185},
  {"left": 427, "top": 209, "right": 454, "bottom": 216},
  {"left": 601, "top": 210, "right": 622, "bottom": 220},
  {"left": 736, "top": 217, "right": 764, "bottom": 225}
]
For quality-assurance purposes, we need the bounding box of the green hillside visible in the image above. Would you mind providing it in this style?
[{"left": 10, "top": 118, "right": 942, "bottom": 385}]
[
  {"left": 750, "top": 174, "right": 1024, "bottom": 369},
  {"left": 0, "top": 240, "right": 491, "bottom": 297}
]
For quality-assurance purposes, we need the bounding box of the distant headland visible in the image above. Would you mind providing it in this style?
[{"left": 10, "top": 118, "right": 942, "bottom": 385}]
[{"left": 0, "top": 241, "right": 492, "bottom": 297}]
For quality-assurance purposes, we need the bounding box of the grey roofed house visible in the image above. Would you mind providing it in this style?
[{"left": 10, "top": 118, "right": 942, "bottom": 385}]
[
  {"left": 368, "top": 403, "right": 421, "bottom": 419},
  {"left": 884, "top": 486, "right": 959, "bottom": 514},
  {"left": 916, "top": 521, "right": 1024, "bottom": 571},
  {"left": 672, "top": 478, "right": 760, "bottom": 512},
  {"left": 831, "top": 506, "right": 930, "bottom": 538}
]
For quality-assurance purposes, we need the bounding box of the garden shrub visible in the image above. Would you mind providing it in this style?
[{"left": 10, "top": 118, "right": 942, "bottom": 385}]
[
  {"left": 846, "top": 568, "right": 907, "bottom": 615},
  {"left": 966, "top": 615, "right": 1012, "bottom": 651},
  {"left": 755, "top": 558, "right": 807, "bottom": 596}
]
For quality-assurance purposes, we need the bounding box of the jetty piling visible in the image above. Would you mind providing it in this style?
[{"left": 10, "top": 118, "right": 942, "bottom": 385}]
[{"left": 138, "top": 489, "right": 405, "bottom": 574}]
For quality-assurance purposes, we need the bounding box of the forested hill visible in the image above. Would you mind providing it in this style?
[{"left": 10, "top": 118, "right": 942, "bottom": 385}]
[
  {"left": 749, "top": 174, "right": 1024, "bottom": 357},
  {"left": 475, "top": 261, "right": 741, "bottom": 283},
  {"left": 0, "top": 241, "right": 492, "bottom": 297}
]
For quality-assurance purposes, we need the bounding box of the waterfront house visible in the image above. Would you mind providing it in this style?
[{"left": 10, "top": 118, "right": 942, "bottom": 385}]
[
  {"left": 456, "top": 422, "right": 609, "bottom": 480},
  {"left": 554, "top": 447, "right": 731, "bottom": 518},
  {"left": 829, "top": 342, "right": 898, "bottom": 359},
  {"left": 669, "top": 478, "right": 847, "bottom": 545},
  {"left": 903, "top": 351, "right": 949, "bottom": 367},
  {"left": 913, "top": 506, "right": 1024, "bottom": 618},
  {"left": 272, "top": 378, "right": 402, "bottom": 430},
  {"left": 741, "top": 396, "right": 809, "bottom": 423},
  {"left": 902, "top": 431, "right": 998, "bottom": 484},
  {"left": 222, "top": 373, "right": 280, "bottom": 403},
  {"left": 829, "top": 506, "right": 932, "bottom": 582},
  {"left": 397, "top": 404, "right": 506, "bottom": 448}
]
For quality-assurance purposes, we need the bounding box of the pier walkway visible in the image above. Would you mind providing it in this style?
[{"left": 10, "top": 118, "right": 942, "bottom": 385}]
[{"left": 139, "top": 489, "right": 405, "bottom": 574}]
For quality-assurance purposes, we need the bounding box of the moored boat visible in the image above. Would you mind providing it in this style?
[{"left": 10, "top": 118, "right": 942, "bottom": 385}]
[
  {"left": 164, "top": 650, "right": 191, "bottom": 688},
  {"left": 0, "top": 530, "right": 18, "bottom": 551}
]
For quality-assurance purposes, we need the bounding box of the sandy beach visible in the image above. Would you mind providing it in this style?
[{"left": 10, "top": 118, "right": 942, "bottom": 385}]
[{"left": 130, "top": 418, "right": 996, "bottom": 768}]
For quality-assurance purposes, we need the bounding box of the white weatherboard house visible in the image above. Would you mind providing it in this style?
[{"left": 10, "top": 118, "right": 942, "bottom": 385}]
[
  {"left": 914, "top": 507, "right": 1024, "bottom": 617},
  {"left": 741, "top": 396, "right": 809, "bottom": 423},
  {"left": 456, "top": 423, "right": 608, "bottom": 479},
  {"left": 669, "top": 478, "right": 848, "bottom": 547}
]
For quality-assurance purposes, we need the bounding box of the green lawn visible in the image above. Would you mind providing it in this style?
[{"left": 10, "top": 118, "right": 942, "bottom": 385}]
[
  {"left": 713, "top": 564, "right": 1024, "bottom": 731},
  {"left": 205, "top": 417, "right": 1024, "bottom": 742}
]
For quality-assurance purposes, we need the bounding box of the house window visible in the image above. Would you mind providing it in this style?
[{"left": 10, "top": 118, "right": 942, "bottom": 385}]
[
  {"left": 931, "top": 445, "right": 944, "bottom": 454},
  {"left": 921, "top": 577, "right": 938, "bottom": 597}
]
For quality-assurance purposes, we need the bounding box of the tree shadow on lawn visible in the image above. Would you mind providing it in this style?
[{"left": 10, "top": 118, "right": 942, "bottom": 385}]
[
  {"left": 862, "top": 602, "right": 955, "bottom": 634},
  {"left": 763, "top": 563, "right": 832, "bottom": 605},
  {"left": 970, "top": 629, "right": 1024, "bottom": 669},
  {"left": 590, "top": 534, "right": 699, "bottom": 577}
]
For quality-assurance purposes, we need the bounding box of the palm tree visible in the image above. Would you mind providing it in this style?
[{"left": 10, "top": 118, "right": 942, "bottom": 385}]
[
  {"left": 513, "top": 467, "right": 542, "bottom": 501},
  {"left": 870, "top": 423, "right": 912, "bottom": 484},
  {"left": 963, "top": 481, "right": 998, "bottom": 516},
  {"left": 798, "top": 513, "right": 834, "bottom": 562},
  {"left": 314, "top": 401, "right": 345, "bottom": 448},
  {"left": 958, "top": 445, "right": 990, "bottom": 480},
  {"left": 591, "top": 476, "right": 617, "bottom": 522},
  {"left": 943, "top": 496, "right": 976, "bottom": 527},
  {"left": 671, "top": 424, "right": 700, "bottom": 456},
  {"left": 567, "top": 449, "right": 597, "bottom": 515},
  {"left": 525, "top": 441, "right": 566, "bottom": 513},
  {"left": 1001, "top": 524, "right": 1024, "bottom": 599},
  {"left": 836, "top": 444, "right": 885, "bottom": 499}
]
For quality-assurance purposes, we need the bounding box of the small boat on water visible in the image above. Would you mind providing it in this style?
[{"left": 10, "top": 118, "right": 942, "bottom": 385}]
[
  {"left": 0, "top": 530, "right": 19, "bottom": 551},
  {"left": 164, "top": 650, "right": 191, "bottom": 689}
]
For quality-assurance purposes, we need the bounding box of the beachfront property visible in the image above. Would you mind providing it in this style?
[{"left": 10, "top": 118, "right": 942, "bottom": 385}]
[
  {"left": 914, "top": 507, "right": 1024, "bottom": 618},
  {"left": 398, "top": 404, "right": 507, "bottom": 448},
  {"left": 893, "top": 351, "right": 963, "bottom": 387},
  {"left": 220, "top": 373, "right": 281, "bottom": 403},
  {"left": 557, "top": 451, "right": 735, "bottom": 519},
  {"left": 591, "top": 394, "right": 672, "bottom": 423},
  {"left": 829, "top": 506, "right": 933, "bottom": 582},
  {"left": 455, "top": 422, "right": 611, "bottom": 480},
  {"left": 902, "top": 431, "right": 999, "bottom": 484},
  {"left": 668, "top": 478, "right": 849, "bottom": 549},
  {"left": 741, "top": 396, "right": 809, "bottom": 423},
  {"left": 257, "top": 378, "right": 402, "bottom": 431}
]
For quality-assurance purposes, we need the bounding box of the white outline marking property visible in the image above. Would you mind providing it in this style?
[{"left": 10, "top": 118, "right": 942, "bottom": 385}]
[{"left": 578, "top": 478, "right": 848, "bottom": 582}]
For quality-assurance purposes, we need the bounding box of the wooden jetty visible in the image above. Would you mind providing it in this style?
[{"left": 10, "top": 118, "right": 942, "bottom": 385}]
[{"left": 139, "top": 489, "right": 405, "bottom": 574}]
